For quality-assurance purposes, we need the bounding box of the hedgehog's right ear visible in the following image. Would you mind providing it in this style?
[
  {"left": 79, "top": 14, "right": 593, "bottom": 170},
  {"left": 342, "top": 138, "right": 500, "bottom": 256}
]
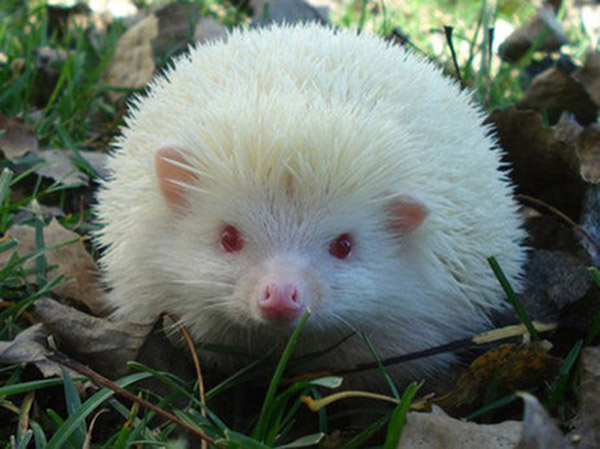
[
  {"left": 385, "top": 195, "right": 429, "bottom": 235},
  {"left": 155, "top": 147, "right": 197, "bottom": 211}
]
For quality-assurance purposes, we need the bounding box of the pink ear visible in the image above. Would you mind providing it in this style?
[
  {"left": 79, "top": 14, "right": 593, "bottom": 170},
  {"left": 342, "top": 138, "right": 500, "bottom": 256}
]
[
  {"left": 155, "top": 147, "right": 196, "bottom": 210},
  {"left": 385, "top": 195, "right": 429, "bottom": 234}
]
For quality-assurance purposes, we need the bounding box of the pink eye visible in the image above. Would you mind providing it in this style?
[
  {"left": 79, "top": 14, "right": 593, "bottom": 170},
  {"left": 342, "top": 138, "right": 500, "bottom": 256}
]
[
  {"left": 220, "top": 225, "right": 244, "bottom": 253},
  {"left": 329, "top": 233, "right": 353, "bottom": 259}
]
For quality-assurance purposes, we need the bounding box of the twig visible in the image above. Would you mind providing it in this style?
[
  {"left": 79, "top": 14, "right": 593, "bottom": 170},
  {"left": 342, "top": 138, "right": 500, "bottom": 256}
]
[
  {"left": 516, "top": 193, "right": 600, "bottom": 254},
  {"left": 174, "top": 315, "right": 208, "bottom": 449},
  {"left": 47, "top": 350, "right": 216, "bottom": 445}
]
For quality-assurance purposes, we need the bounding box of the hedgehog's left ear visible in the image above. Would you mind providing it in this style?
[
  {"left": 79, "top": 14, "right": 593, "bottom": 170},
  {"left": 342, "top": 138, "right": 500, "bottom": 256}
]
[
  {"left": 155, "top": 147, "right": 197, "bottom": 211},
  {"left": 385, "top": 195, "right": 429, "bottom": 235}
]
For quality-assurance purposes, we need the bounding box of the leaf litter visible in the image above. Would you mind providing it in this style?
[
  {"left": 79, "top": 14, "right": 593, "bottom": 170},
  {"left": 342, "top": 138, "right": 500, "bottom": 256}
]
[{"left": 1, "top": 1, "right": 600, "bottom": 448}]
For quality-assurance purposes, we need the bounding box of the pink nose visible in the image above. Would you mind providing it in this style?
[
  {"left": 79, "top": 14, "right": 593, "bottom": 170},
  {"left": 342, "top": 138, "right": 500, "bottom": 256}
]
[{"left": 258, "top": 282, "right": 304, "bottom": 322}]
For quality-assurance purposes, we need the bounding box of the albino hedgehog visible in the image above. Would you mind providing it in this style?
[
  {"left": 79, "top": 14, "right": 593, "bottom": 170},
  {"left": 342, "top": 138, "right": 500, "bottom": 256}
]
[{"left": 95, "top": 23, "right": 526, "bottom": 388}]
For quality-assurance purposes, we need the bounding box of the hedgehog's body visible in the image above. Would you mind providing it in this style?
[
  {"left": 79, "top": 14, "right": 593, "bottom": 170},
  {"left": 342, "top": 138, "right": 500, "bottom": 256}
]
[{"left": 95, "top": 24, "right": 526, "bottom": 388}]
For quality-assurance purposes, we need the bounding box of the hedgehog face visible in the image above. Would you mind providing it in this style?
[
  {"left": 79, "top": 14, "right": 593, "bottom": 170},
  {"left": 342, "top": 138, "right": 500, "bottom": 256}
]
[{"left": 155, "top": 145, "right": 429, "bottom": 334}]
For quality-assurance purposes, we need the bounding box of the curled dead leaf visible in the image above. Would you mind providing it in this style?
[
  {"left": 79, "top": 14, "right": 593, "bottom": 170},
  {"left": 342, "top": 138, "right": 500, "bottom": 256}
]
[
  {"left": 438, "top": 344, "right": 561, "bottom": 412},
  {"left": 0, "top": 323, "right": 62, "bottom": 377},
  {"left": 498, "top": 8, "right": 568, "bottom": 63},
  {"left": 575, "top": 346, "right": 600, "bottom": 449},
  {"left": 575, "top": 124, "right": 600, "bottom": 184},
  {"left": 490, "top": 107, "right": 587, "bottom": 220},
  {"left": 34, "top": 297, "right": 154, "bottom": 378},
  {"left": 518, "top": 67, "right": 598, "bottom": 126},
  {"left": 515, "top": 392, "right": 573, "bottom": 449},
  {"left": 0, "top": 218, "right": 108, "bottom": 315},
  {"left": 398, "top": 406, "right": 522, "bottom": 449},
  {"left": 574, "top": 51, "right": 600, "bottom": 108},
  {"left": 104, "top": 14, "right": 158, "bottom": 101},
  {"left": 251, "top": 0, "right": 328, "bottom": 26},
  {"left": 0, "top": 116, "right": 39, "bottom": 161}
]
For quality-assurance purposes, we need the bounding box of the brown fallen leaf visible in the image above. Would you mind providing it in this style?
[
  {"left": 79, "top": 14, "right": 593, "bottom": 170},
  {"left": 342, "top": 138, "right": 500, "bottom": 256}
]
[
  {"left": 518, "top": 67, "right": 598, "bottom": 126},
  {"left": 0, "top": 116, "right": 39, "bottom": 161},
  {"left": 151, "top": 2, "right": 201, "bottom": 57},
  {"left": 575, "top": 124, "right": 600, "bottom": 184},
  {"left": 520, "top": 249, "right": 593, "bottom": 323},
  {"left": 30, "top": 46, "right": 70, "bottom": 109},
  {"left": 575, "top": 346, "right": 600, "bottom": 449},
  {"left": 515, "top": 392, "right": 573, "bottom": 449},
  {"left": 104, "top": 14, "right": 158, "bottom": 101},
  {"left": 34, "top": 297, "right": 154, "bottom": 378},
  {"left": 32, "top": 148, "right": 109, "bottom": 187},
  {"left": 193, "top": 17, "right": 229, "bottom": 44},
  {"left": 498, "top": 8, "right": 568, "bottom": 63},
  {"left": 251, "top": 0, "right": 328, "bottom": 26},
  {"left": 489, "top": 107, "right": 587, "bottom": 220},
  {"left": 552, "top": 112, "right": 583, "bottom": 144},
  {"left": 398, "top": 406, "right": 522, "bottom": 449},
  {"left": 574, "top": 51, "right": 600, "bottom": 108},
  {"left": 0, "top": 218, "right": 108, "bottom": 315},
  {"left": 438, "top": 344, "right": 562, "bottom": 412},
  {"left": 33, "top": 149, "right": 89, "bottom": 187},
  {"left": 0, "top": 323, "right": 61, "bottom": 378},
  {"left": 104, "top": 3, "right": 228, "bottom": 103}
]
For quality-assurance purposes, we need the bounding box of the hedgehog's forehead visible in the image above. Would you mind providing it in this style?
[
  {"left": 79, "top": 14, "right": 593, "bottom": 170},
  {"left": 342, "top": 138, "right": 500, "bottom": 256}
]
[
  {"left": 186, "top": 132, "right": 397, "bottom": 213},
  {"left": 177, "top": 96, "right": 410, "bottom": 209}
]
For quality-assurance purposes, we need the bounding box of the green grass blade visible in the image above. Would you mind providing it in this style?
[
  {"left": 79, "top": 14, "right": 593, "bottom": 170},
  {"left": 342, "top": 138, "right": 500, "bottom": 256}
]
[
  {"left": 546, "top": 339, "right": 583, "bottom": 410},
  {"left": 218, "top": 429, "right": 271, "bottom": 449},
  {"left": 585, "top": 267, "right": 600, "bottom": 346},
  {"left": 252, "top": 310, "right": 310, "bottom": 441},
  {"left": 488, "top": 256, "right": 539, "bottom": 340},
  {"left": 382, "top": 381, "right": 418, "bottom": 449},
  {"left": 61, "top": 366, "right": 86, "bottom": 448},
  {"left": 361, "top": 331, "right": 399, "bottom": 399},
  {"left": 339, "top": 414, "right": 389, "bottom": 449},
  {"left": 15, "top": 429, "right": 32, "bottom": 449},
  {"left": 276, "top": 432, "right": 324, "bottom": 448},
  {"left": 0, "top": 167, "right": 13, "bottom": 205},
  {"left": 0, "top": 239, "right": 18, "bottom": 253},
  {"left": 466, "top": 393, "right": 519, "bottom": 421},
  {"left": 30, "top": 421, "right": 47, "bottom": 449},
  {"left": 45, "top": 372, "right": 150, "bottom": 449},
  {"left": 0, "top": 378, "right": 86, "bottom": 397}
]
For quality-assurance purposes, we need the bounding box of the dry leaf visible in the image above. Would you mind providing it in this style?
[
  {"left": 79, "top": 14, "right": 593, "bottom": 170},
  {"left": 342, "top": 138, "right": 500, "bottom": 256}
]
[
  {"left": 397, "top": 406, "right": 522, "bottom": 449},
  {"left": 0, "top": 116, "right": 39, "bottom": 160},
  {"left": 104, "top": 14, "right": 158, "bottom": 101},
  {"left": 515, "top": 392, "right": 573, "bottom": 449},
  {"left": 575, "top": 124, "right": 600, "bottom": 184},
  {"left": 498, "top": 8, "right": 568, "bottom": 63},
  {"left": 0, "top": 323, "right": 62, "bottom": 377},
  {"left": 150, "top": 2, "right": 201, "bottom": 57},
  {"left": 251, "top": 0, "right": 328, "bottom": 26},
  {"left": 104, "top": 3, "right": 228, "bottom": 103},
  {"left": 34, "top": 297, "right": 154, "bottom": 378},
  {"left": 30, "top": 47, "right": 70, "bottom": 108},
  {"left": 575, "top": 346, "right": 600, "bottom": 449},
  {"left": 552, "top": 112, "right": 583, "bottom": 143},
  {"left": 520, "top": 250, "right": 593, "bottom": 323},
  {"left": 0, "top": 218, "right": 108, "bottom": 315},
  {"left": 438, "top": 344, "right": 561, "bottom": 411},
  {"left": 518, "top": 67, "right": 598, "bottom": 126},
  {"left": 193, "top": 17, "right": 228, "bottom": 44},
  {"left": 34, "top": 149, "right": 89, "bottom": 187},
  {"left": 574, "top": 51, "right": 600, "bottom": 108},
  {"left": 490, "top": 107, "right": 587, "bottom": 220},
  {"left": 32, "top": 148, "right": 108, "bottom": 186}
]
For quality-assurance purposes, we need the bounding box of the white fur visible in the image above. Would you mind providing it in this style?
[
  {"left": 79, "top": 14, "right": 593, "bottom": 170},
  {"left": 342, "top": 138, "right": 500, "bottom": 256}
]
[{"left": 95, "top": 23, "right": 527, "bottom": 388}]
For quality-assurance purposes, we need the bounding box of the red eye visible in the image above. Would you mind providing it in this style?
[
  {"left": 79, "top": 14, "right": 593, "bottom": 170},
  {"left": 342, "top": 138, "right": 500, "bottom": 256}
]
[
  {"left": 220, "top": 225, "right": 244, "bottom": 253},
  {"left": 329, "top": 233, "right": 353, "bottom": 259}
]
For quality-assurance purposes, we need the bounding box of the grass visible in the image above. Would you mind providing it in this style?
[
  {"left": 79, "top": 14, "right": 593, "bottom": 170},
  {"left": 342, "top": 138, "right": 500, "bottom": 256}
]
[{"left": 0, "top": 0, "right": 598, "bottom": 447}]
